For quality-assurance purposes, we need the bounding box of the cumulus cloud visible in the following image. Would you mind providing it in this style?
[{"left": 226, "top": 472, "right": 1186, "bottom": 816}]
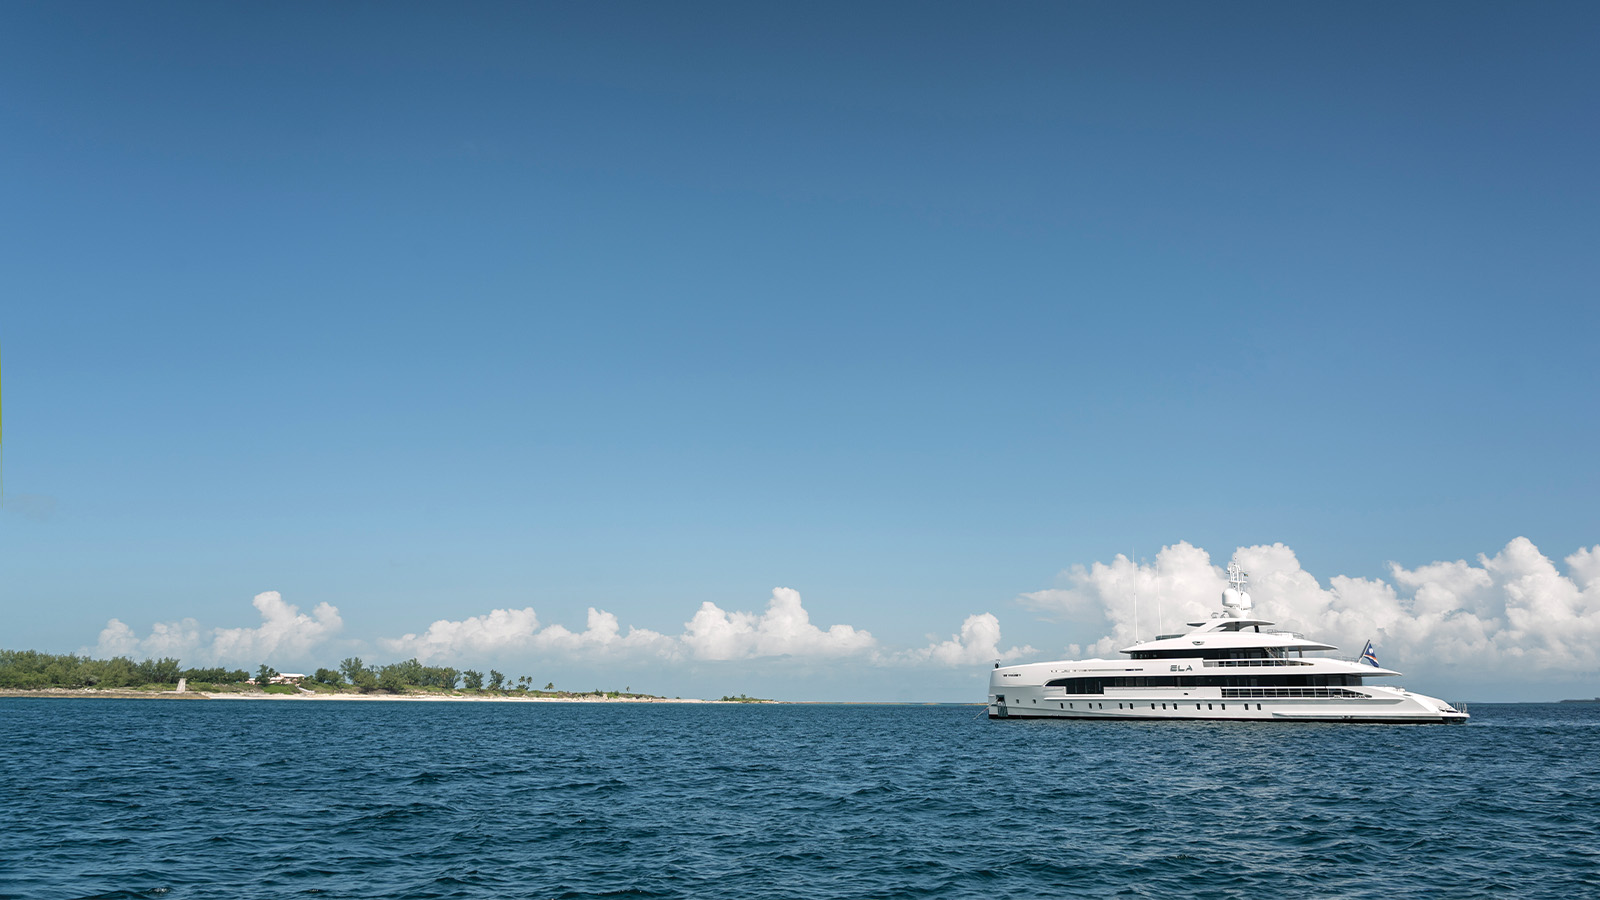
[
  {"left": 898, "top": 613, "right": 1035, "bottom": 666},
  {"left": 1022, "top": 538, "right": 1600, "bottom": 674},
  {"left": 81, "top": 586, "right": 1048, "bottom": 676},
  {"left": 380, "top": 606, "right": 675, "bottom": 662},
  {"left": 680, "top": 588, "right": 876, "bottom": 660},
  {"left": 386, "top": 588, "right": 876, "bottom": 664},
  {"left": 86, "top": 591, "right": 342, "bottom": 665}
]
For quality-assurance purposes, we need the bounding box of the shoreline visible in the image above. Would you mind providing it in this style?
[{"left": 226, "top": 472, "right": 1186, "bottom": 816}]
[{"left": 0, "top": 688, "right": 737, "bottom": 704}]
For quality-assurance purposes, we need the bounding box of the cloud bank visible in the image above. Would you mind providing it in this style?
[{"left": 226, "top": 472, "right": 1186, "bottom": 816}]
[
  {"left": 379, "top": 606, "right": 676, "bottom": 661},
  {"left": 88, "top": 591, "right": 343, "bottom": 665},
  {"left": 1022, "top": 537, "right": 1600, "bottom": 676},
  {"left": 382, "top": 588, "right": 880, "bottom": 663},
  {"left": 87, "top": 586, "right": 1024, "bottom": 674}
]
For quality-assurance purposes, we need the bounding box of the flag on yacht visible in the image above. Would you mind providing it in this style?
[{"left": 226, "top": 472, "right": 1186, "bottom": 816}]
[{"left": 1359, "top": 640, "right": 1379, "bottom": 667}]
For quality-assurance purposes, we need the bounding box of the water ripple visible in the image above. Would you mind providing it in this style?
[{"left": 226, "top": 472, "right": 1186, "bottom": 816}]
[{"left": 4, "top": 700, "right": 1600, "bottom": 898}]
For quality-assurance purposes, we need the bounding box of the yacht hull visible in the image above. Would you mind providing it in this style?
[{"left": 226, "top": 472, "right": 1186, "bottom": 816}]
[{"left": 987, "top": 689, "right": 1467, "bottom": 724}]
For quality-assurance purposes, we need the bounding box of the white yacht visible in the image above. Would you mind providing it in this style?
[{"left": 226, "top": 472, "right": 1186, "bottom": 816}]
[{"left": 988, "top": 561, "right": 1467, "bottom": 723}]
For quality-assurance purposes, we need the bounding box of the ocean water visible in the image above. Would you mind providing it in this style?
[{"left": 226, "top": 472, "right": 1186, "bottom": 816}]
[{"left": 4, "top": 699, "right": 1598, "bottom": 899}]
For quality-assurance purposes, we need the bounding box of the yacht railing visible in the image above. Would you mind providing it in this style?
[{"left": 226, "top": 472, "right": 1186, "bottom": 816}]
[
  {"left": 1324, "top": 656, "right": 1379, "bottom": 666},
  {"left": 1202, "top": 659, "right": 1312, "bottom": 668}
]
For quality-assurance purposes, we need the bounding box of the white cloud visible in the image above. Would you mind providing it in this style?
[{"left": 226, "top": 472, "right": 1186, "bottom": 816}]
[
  {"left": 680, "top": 588, "right": 876, "bottom": 660},
  {"left": 85, "top": 591, "right": 342, "bottom": 666},
  {"left": 1022, "top": 538, "right": 1600, "bottom": 675},
  {"left": 380, "top": 606, "right": 675, "bottom": 662},
  {"left": 385, "top": 588, "right": 876, "bottom": 664},
  {"left": 898, "top": 613, "right": 1035, "bottom": 666}
]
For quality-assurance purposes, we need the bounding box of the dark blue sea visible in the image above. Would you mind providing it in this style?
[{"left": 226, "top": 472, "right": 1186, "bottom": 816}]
[{"left": 4, "top": 699, "right": 1599, "bottom": 899}]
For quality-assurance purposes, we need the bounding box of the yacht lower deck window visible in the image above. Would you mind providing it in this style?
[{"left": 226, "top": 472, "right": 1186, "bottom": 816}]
[{"left": 1223, "top": 688, "right": 1367, "bottom": 701}]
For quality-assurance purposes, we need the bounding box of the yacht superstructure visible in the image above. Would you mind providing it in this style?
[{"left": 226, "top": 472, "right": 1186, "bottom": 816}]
[{"left": 988, "top": 561, "right": 1467, "bottom": 723}]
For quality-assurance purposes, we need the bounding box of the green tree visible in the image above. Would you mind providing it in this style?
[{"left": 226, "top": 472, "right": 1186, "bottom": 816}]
[
  {"left": 340, "top": 657, "right": 366, "bottom": 684},
  {"left": 351, "top": 668, "right": 379, "bottom": 693},
  {"left": 462, "top": 670, "right": 484, "bottom": 690},
  {"left": 488, "top": 669, "right": 505, "bottom": 691},
  {"left": 377, "top": 666, "right": 406, "bottom": 693},
  {"left": 544, "top": 682, "right": 555, "bottom": 690},
  {"left": 256, "top": 664, "right": 278, "bottom": 687},
  {"left": 182, "top": 667, "right": 249, "bottom": 684},
  {"left": 389, "top": 658, "right": 425, "bottom": 686},
  {"left": 313, "top": 667, "right": 343, "bottom": 686},
  {"left": 135, "top": 657, "right": 182, "bottom": 685}
]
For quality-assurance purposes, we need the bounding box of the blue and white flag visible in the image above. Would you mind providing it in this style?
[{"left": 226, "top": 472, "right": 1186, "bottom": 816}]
[{"left": 1359, "top": 640, "right": 1380, "bottom": 667}]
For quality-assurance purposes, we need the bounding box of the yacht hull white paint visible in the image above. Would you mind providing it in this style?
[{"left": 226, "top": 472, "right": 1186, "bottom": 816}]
[{"left": 986, "top": 678, "right": 1467, "bottom": 724}]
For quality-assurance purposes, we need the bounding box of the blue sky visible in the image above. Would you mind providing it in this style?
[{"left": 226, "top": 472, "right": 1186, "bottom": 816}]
[{"left": 3, "top": 2, "right": 1597, "bottom": 700}]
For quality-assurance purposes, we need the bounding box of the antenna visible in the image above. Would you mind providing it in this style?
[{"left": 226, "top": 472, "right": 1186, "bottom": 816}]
[
  {"left": 1131, "top": 550, "right": 1139, "bottom": 643},
  {"left": 1221, "top": 558, "right": 1253, "bottom": 618},
  {"left": 1154, "top": 555, "right": 1165, "bottom": 637}
]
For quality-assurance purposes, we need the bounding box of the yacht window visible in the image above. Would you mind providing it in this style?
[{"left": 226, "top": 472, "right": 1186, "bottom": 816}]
[
  {"left": 1208, "top": 703, "right": 1213, "bottom": 710},
  {"left": 1150, "top": 703, "right": 1156, "bottom": 709},
  {"left": 1059, "top": 703, "right": 1064, "bottom": 709},
  {"left": 1196, "top": 704, "right": 1201, "bottom": 710},
  {"left": 1221, "top": 704, "right": 1226, "bottom": 709}
]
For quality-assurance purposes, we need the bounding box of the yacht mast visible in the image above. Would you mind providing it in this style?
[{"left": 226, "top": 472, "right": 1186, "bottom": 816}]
[{"left": 1222, "top": 558, "right": 1252, "bottom": 618}]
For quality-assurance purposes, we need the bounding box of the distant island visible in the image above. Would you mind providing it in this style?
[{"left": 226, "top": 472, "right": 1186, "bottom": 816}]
[
  {"left": 0, "top": 648, "right": 765, "bottom": 703},
  {"left": 1559, "top": 698, "right": 1600, "bottom": 704}
]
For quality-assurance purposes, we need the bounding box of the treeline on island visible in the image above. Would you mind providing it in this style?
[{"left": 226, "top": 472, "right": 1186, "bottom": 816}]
[{"left": 0, "top": 649, "right": 663, "bottom": 699}]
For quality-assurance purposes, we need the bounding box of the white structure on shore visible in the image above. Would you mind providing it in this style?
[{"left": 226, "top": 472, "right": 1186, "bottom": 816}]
[{"left": 988, "top": 560, "right": 1467, "bottom": 723}]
